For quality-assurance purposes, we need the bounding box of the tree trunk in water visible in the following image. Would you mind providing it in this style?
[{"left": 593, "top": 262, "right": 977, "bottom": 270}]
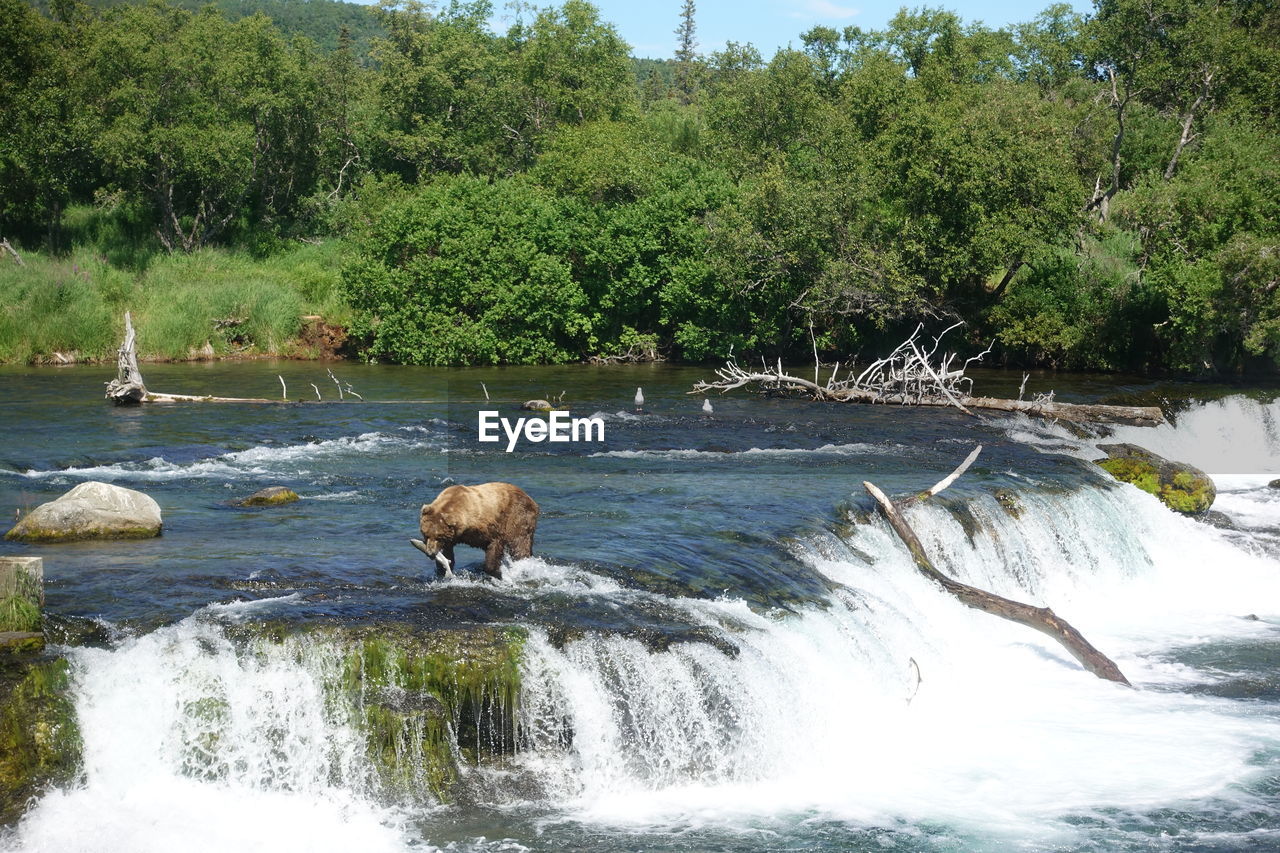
[
  {"left": 862, "top": 475, "right": 1131, "bottom": 686},
  {"left": 830, "top": 389, "right": 1162, "bottom": 426},
  {"left": 104, "top": 312, "right": 148, "bottom": 405}
]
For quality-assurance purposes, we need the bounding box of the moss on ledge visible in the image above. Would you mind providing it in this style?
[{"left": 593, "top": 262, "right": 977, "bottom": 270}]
[
  {"left": 0, "top": 655, "right": 82, "bottom": 824},
  {"left": 1097, "top": 443, "right": 1216, "bottom": 515},
  {"left": 5, "top": 524, "right": 161, "bottom": 542},
  {"left": 244, "top": 622, "right": 526, "bottom": 805}
]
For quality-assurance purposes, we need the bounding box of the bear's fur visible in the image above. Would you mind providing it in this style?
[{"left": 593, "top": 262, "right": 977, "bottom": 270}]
[{"left": 412, "top": 482, "right": 539, "bottom": 580}]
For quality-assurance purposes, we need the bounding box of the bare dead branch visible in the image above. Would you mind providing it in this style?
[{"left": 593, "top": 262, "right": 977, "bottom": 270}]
[
  {"left": 863, "top": 462, "right": 1130, "bottom": 686},
  {"left": 900, "top": 444, "right": 983, "bottom": 508},
  {"left": 690, "top": 323, "right": 1163, "bottom": 426},
  {"left": 0, "top": 238, "right": 24, "bottom": 267}
]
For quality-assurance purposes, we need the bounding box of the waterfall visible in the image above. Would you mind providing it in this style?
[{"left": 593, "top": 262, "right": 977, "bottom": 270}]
[
  {"left": 512, "top": 483, "right": 1280, "bottom": 842},
  {"left": 1106, "top": 396, "right": 1280, "bottom": 476},
  {"left": 4, "top": 396, "right": 1279, "bottom": 850},
  {"left": 3, "top": 611, "right": 412, "bottom": 853}
]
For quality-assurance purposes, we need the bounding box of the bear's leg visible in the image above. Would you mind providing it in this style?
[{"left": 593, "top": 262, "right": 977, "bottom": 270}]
[
  {"left": 510, "top": 529, "right": 534, "bottom": 560},
  {"left": 483, "top": 540, "right": 505, "bottom": 580}
]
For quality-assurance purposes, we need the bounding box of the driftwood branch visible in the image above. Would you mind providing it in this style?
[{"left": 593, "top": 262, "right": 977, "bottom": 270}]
[
  {"left": 104, "top": 312, "right": 148, "bottom": 404},
  {"left": 899, "top": 443, "right": 982, "bottom": 508},
  {"left": 0, "top": 238, "right": 24, "bottom": 267},
  {"left": 691, "top": 324, "right": 1163, "bottom": 426},
  {"left": 102, "top": 313, "right": 361, "bottom": 405},
  {"left": 863, "top": 450, "right": 1130, "bottom": 686}
]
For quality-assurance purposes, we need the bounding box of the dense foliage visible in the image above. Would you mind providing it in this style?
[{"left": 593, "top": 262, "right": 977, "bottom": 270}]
[{"left": 3, "top": 0, "right": 1279, "bottom": 371}]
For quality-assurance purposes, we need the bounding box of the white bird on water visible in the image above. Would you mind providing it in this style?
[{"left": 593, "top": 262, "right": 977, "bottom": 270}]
[
  {"left": 634, "top": 387, "right": 644, "bottom": 411},
  {"left": 702, "top": 398, "right": 713, "bottom": 415}
]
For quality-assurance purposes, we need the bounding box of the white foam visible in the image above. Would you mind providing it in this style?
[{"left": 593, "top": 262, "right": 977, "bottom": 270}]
[
  {"left": 590, "top": 443, "right": 880, "bottom": 460},
  {"left": 1108, "top": 396, "right": 1280, "bottom": 476},
  {"left": 19, "top": 430, "right": 443, "bottom": 483},
  {"left": 512, "top": 483, "right": 1280, "bottom": 844},
  {"left": 2, "top": 620, "right": 415, "bottom": 853}
]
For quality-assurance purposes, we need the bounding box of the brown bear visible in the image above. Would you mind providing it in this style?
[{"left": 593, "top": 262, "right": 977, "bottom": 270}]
[{"left": 409, "top": 482, "right": 539, "bottom": 580}]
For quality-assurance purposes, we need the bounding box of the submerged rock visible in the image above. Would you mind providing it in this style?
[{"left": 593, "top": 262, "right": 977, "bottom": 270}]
[
  {"left": 6, "top": 482, "right": 162, "bottom": 542},
  {"left": 1195, "top": 509, "right": 1238, "bottom": 530},
  {"left": 236, "top": 486, "right": 300, "bottom": 507},
  {"left": 993, "top": 489, "right": 1023, "bottom": 519},
  {"left": 0, "top": 654, "right": 82, "bottom": 823},
  {"left": 1095, "top": 443, "right": 1216, "bottom": 515}
]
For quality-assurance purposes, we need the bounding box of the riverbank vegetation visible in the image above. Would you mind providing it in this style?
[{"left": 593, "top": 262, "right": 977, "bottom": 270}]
[{"left": 2, "top": 0, "right": 1277, "bottom": 372}]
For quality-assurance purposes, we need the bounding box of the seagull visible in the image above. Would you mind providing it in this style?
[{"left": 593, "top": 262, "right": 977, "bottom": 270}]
[
  {"left": 702, "top": 398, "right": 713, "bottom": 415},
  {"left": 634, "top": 387, "right": 644, "bottom": 411}
]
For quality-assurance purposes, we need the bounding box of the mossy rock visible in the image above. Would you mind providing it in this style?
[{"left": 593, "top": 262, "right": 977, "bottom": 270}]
[
  {"left": 241, "top": 621, "right": 526, "bottom": 805},
  {"left": 993, "top": 489, "right": 1023, "bottom": 519},
  {"left": 236, "top": 486, "right": 301, "bottom": 507},
  {"left": 0, "top": 633, "right": 45, "bottom": 656},
  {"left": 1096, "top": 443, "right": 1216, "bottom": 515},
  {"left": 0, "top": 655, "right": 82, "bottom": 824}
]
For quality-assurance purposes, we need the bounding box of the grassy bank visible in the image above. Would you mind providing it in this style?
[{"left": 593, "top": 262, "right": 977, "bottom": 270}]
[{"left": 0, "top": 239, "right": 352, "bottom": 364}]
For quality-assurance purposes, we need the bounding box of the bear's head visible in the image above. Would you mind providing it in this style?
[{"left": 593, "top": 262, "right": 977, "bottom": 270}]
[{"left": 418, "top": 504, "right": 457, "bottom": 556}]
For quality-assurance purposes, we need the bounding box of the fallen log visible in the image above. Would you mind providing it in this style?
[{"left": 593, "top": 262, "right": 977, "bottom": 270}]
[
  {"left": 691, "top": 324, "right": 1165, "bottom": 426},
  {"left": 692, "top": 373, "right": 1163, "bottom": 426},
  {"left": 863, "top": 448, "right": 1131, "bottom": 686},
  {"left": 103, "top": 312, "right": 354, "bottom": 404},
  {"left": 959, "top": 395, "right": 1162, "bottom": 427}
]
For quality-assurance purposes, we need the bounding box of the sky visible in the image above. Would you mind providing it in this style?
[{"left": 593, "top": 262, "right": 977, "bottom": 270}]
[{"left": 486, "top": 0, "right": 1096, "bottom": 59}]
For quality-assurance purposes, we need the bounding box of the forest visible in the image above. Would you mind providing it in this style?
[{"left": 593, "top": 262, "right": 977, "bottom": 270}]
[{"left": 1, "top": 0, "right": 1277, "bottom": 372}]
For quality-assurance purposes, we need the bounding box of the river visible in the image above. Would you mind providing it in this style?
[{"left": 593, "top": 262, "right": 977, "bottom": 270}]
[{"left": 0, "top": 362, "right": 1277, "bottom": 852}]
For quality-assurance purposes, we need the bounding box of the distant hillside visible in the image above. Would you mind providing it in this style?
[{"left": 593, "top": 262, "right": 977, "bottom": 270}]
[{"left": 632, "top": 57, "right": 677, "bottom": 103}]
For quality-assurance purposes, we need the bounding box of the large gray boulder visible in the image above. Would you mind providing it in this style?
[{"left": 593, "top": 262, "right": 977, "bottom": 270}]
[{"left": 5, "top": 482, "right": 162, "bottom": 542}]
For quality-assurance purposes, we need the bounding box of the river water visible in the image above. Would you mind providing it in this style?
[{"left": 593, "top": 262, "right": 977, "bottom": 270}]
[{"left": 0, "top": 362, "right": 1277, "bottom": 852}]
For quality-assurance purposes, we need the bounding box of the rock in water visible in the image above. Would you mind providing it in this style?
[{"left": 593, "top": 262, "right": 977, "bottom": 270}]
[
  {"left": 5, "top": 482, "right": 162, "bottom": 542},
  {"left": 1269, "top": 478, "right": 1280, "bottom": 489},
  {"left": 521, "top": 399, "right": 553, "bottom": 412},
  {"left": 237, "top": 486, "right": 301, "bottom": 507},
  {"left": 1095, "top": 443, "right": 1216, "bottom": 515}
]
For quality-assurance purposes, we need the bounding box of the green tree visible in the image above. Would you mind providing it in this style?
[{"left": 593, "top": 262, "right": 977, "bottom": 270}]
[
  {"left": 1012, "top": 4, "right": 1087, "bottom": 92},
  {"left": 673, "top": 0, "right": 698, "bottom": 104},
  {"left": 508, "top": 0, "right": 637, "bottom": 141},
  {"left": 530, "top": 120, "right": 731, "bottom": 354},
  {"left": 1115, "top": 119, "right": 1280, "bottom": 371},
  {"left": 705, "top": 48, "right": 828, "bottom": 169},
  {"left": 81, "top": 4, "right": 328, "bottom": 250},
  {"left": 371, "top": 0, "right": 512, "bottom": 177},
  {"left": 0, "top": 0, "right": 93, "bottom": 244},
  {"left": 342, "top": 175, "right": 593, "bottom": 365}
]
